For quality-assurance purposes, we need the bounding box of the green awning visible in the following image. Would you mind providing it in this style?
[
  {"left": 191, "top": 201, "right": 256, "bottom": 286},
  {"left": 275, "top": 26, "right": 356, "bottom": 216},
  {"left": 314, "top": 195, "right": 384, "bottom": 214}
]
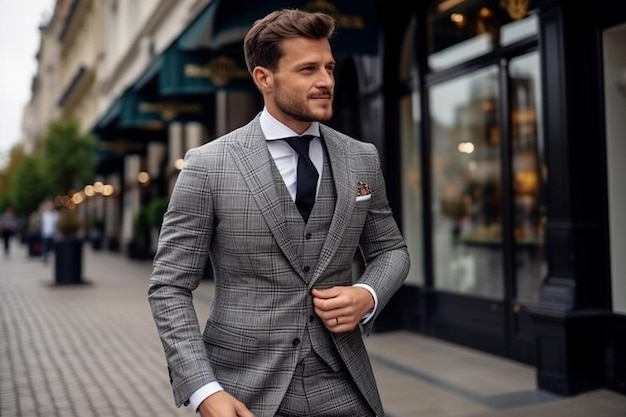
[
  {"left": 93, "top": 87, "right": 210, "bottom": 135},
  {"left": 94, "top": 0, "right": 377, "bottom": 138},
  {"left": 120, "top": 87, "right": 209, "bottom": 127},
  {"left": 93, "top": 99, "right": 122, "bottom": 132},
  {"left": 159, "top": 47, "right": 252, "bottom": 96},
  {"left": 133, "top": 56, "right": 163, "bottom": 97}
]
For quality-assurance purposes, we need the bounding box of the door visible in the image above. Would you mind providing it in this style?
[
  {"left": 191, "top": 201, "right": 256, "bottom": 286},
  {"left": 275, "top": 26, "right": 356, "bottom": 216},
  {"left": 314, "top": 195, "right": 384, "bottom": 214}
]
[{"left": 427, "top": 51, "right": 546, "bottom": 363}]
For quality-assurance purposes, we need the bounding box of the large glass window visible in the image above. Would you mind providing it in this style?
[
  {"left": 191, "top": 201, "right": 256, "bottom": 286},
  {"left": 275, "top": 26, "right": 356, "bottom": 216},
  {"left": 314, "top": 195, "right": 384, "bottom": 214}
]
[
  {"left": 428, "top": 0, "right": 537, "bottom": 70},
  {"left": 430, "top": 66, "right": 503, "bottom": 299},
  {"left": 510, "top": 52, "right": 546, "bottom": 304}
]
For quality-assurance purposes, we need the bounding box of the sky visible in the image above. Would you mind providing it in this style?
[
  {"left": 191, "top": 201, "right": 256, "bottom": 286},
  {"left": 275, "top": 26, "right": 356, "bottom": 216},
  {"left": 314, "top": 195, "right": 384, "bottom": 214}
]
[{"left": 0, "top": 0, "right": 55, "bottom": 164}]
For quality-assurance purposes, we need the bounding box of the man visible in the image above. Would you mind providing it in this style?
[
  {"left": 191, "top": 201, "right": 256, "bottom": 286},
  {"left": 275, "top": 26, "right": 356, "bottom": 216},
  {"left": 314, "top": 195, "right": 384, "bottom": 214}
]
[
  {"left": 149, "top": 8, "right": 410, "bottom": 417},
  {"left": 40, "top": 201, "right": 59, "bottom": 263},
  {"left": 0, "top": 207, "right": 18, "bottom": 257}
]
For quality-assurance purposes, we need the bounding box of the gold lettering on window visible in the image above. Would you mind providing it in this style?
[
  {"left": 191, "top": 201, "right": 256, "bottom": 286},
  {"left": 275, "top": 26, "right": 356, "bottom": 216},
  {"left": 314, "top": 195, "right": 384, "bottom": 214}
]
[
  {"left": 184, "top": 56, "right": 249, "bottom": 87},
  {"left": 139, "top": 102, "right": 203, "bottom": 121},
  {"left": 303, "top": 0, "right": 365, "bottom": 30}
]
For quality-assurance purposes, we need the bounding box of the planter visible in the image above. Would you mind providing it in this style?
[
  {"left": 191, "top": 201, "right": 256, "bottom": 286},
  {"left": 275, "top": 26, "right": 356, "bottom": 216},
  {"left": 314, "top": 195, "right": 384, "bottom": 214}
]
[{"left": 54, "top": 237, "right": 84, "bottom": 285}]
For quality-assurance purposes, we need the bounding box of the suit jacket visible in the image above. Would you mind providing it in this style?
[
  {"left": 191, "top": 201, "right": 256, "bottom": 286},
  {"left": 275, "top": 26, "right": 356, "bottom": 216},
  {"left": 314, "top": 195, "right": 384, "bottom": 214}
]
[{"left": 148, "top": 114, "right": 410, "bottom": 416}]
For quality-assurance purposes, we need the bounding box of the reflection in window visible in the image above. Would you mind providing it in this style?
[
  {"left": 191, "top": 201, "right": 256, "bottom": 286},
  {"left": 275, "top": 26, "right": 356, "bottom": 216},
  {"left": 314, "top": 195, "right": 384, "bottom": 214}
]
[
  {"left": 399, "top": 17, "right": 424, "bottom": 285},
  {"left": 401, "top": 94, "right": 423, "bottom": 285},
  {"left": 428, "top": 0, "right": 537, "bottom": 70},
  {"left": 430, "top": 66, "right": 503, "bottom": 299},
  {"left": 510, "top": 52, "right": 547, "bottom": 304},
  {"left": 603, "top": 23, "right": 626, "bottom": 315}
]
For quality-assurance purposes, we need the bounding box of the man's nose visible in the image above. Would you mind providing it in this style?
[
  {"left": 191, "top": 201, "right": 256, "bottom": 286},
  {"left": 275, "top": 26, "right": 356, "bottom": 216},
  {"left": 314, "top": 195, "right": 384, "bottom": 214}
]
[{"left": 316, "top": 69, "right": 334, "bottom": 87}]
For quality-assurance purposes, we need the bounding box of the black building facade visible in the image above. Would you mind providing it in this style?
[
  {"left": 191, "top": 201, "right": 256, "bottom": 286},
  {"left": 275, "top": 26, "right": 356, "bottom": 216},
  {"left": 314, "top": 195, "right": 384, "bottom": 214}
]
[{"left": 371, "top": 0, "right": 626, "bottom": 398}]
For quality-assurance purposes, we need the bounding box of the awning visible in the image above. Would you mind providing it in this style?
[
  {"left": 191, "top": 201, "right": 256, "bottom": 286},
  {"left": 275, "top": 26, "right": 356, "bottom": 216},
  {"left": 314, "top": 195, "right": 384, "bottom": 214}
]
[
  {"left": 93, "top": 0, "right": 376, "bottom": 139},
  {"left": 158, "top": 46, "right": 252, "bottom": 96},
  {"left": 93, "top": 87, "right": 211, "bottom": 135},
  {"left": 180, "top": 0, "right": 379, "bottom": 55},
  {"left": 93, "top": 98, "right": 122, "bottom": 132}
]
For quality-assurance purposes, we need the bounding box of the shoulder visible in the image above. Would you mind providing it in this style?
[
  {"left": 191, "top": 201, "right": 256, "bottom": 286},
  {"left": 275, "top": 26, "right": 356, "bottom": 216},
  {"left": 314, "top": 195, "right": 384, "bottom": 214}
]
[
  {"left": 196, "top": 116, "right": 261, "bottom": 152},
  {"left": 320, "top": 124, "right": 377, "bottom": 153},
  {"left": 182, "top": 117, "right": 261, "bottom": 169}
]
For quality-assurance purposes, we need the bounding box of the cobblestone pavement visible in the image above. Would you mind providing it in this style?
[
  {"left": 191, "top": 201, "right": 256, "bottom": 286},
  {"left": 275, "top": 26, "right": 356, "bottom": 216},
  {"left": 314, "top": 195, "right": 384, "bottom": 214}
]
[
  {"left": 0, "top": 244, "right": 205, "bottom": 417},
  {"left": 1, "top": 243, "right": 625, "bottom": 417}
]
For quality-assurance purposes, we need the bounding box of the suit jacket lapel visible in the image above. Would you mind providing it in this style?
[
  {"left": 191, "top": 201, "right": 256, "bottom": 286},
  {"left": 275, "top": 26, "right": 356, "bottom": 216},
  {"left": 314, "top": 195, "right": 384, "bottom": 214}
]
[
  {"left": 311, "top": 126, "right": 356, "bottom": 286},
  {"left": 227, "top": 117, "right": 305, "bottom": 281}
]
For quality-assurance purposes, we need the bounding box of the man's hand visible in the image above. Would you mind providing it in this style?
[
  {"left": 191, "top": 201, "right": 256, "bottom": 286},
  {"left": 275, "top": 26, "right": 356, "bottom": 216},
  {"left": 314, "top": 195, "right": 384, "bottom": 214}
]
[
  {"left": 198, "top": 391, "right": 255, "bottom": 417},
  {"left": 311, "top": 286, "right": 375, "bottom": 333}
]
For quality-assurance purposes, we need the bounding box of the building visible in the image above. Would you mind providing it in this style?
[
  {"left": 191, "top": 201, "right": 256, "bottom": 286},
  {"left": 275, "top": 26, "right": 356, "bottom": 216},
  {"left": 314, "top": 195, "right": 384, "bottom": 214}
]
[{"left": 23, "top": 0, "right": 626, "bottom": 399}]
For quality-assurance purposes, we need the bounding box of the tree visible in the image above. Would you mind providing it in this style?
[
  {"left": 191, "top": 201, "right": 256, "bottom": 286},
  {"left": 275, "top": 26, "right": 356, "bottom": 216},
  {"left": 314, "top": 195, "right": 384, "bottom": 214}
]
[
  {"left": 9, "top": 154, "right": 48, "bottom": 216},
  {"left": 0, "top": 145, "right": 27, "bottom": 212},
  {"left": 39, "top": 119, "right": 96, "bottom": 286},
  {"left": 41, "top": 119, "right": 95, "bottom": 196}
]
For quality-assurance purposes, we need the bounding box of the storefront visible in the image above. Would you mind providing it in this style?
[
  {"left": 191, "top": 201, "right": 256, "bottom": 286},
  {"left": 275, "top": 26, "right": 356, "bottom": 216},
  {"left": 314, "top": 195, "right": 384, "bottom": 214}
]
[{"left": 374, "top": 0, "right": 626, "bottom": 398}]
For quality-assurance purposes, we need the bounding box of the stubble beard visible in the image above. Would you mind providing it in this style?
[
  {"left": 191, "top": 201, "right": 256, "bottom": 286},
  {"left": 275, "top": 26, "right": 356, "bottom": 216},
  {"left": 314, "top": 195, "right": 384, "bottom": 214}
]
[{"left": 274, "top": 84, "right": 333, "bottom": 123}]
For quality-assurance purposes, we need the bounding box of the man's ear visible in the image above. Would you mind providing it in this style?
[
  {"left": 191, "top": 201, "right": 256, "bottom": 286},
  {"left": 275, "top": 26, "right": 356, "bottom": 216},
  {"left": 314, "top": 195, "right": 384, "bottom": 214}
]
[{"left": 252, "top": 66, "right": 272, "bottom": 93}]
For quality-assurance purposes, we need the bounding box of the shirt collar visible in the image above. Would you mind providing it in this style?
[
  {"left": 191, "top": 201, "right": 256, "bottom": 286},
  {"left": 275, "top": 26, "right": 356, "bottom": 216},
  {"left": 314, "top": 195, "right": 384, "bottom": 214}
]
[{"left": 260, "top": 107, "right": 320, "bottom": 141}]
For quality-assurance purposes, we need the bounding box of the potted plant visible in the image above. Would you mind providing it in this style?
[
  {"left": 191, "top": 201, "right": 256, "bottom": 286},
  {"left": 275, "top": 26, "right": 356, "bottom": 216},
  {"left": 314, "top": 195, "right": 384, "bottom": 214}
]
[
  {"left": 39, "top": 118, "right": 95, "bottom": 286},
  {"left": 54, "top": 207, "right": 86, "bottom": 285}
]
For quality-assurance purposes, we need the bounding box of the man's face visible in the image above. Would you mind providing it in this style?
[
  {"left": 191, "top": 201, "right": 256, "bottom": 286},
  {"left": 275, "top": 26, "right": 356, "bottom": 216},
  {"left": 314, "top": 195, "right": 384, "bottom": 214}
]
[{"left": 266, "top": 37, "right": 335, "bottom": 132}]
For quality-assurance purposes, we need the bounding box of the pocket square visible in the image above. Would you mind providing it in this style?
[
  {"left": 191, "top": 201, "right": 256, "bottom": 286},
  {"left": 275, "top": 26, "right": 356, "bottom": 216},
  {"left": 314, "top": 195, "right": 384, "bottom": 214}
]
[{"left": 356, "top": 181, "right": 372, "bottom": 201}]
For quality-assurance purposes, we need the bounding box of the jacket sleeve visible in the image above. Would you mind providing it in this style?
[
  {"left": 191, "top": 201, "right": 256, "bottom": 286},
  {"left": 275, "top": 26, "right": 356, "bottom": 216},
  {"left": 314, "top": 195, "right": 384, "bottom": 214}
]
[
  {"left": 147, "top": 147, "right": 216, "bottom": 407},
  {"left": 355, "top": 144, "right": 410, "bottom": 335}
]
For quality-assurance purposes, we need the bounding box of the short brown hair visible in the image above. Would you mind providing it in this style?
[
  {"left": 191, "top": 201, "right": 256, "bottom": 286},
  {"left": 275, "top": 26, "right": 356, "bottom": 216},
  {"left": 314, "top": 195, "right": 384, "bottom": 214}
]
[{"left": 243, "top": 8, "right": 335, "bottom": 74}]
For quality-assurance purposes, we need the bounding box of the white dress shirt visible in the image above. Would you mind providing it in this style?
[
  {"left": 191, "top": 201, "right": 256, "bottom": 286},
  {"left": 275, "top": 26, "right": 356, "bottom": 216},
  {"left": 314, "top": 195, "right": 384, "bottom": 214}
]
[
  {"left": 261, "top": 108, "right": 323, "bottom": 202},
  {"left": 189, "top": 108, "right": 378, "bottom": 411}
]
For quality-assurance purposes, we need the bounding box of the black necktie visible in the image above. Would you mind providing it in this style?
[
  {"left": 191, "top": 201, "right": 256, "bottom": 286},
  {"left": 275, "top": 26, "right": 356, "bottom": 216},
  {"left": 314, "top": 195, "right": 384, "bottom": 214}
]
[{"left": 283, "top": 135, "right": 318, "bottom": 222}]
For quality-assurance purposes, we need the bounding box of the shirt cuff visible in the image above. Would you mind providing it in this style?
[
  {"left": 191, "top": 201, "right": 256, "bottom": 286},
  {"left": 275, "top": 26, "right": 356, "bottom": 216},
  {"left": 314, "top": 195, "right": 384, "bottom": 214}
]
[
  {"left": 353, "top": 283, "right": 378, "bottom": 324},
  {"left": 189, "top": 382, "right": 224, "bottom": 412}
]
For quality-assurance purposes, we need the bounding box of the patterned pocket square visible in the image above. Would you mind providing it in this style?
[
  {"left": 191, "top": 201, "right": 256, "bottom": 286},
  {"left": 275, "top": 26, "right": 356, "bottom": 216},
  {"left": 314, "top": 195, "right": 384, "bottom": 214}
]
[{"left": 356, "top": 181, "right": 372, "bottom": 201}]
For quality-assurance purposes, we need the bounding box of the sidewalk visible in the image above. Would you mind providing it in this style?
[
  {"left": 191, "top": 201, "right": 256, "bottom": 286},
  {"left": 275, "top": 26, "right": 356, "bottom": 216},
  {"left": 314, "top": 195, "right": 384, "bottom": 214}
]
[{"left": 1, "top": 243, "right": 625, "bottom": 417}]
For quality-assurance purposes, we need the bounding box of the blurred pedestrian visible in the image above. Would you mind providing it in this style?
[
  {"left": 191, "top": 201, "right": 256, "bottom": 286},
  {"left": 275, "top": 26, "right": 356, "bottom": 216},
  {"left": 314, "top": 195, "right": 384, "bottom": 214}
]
[
  {"left": 148, "top": 8, "right": 410, "bottom": 417},
  {"left": 0, "top": 207, "right": 18, "bottom": 257},
  {"left": 40, "top": 201, "right": 59, "bottom": 263}
]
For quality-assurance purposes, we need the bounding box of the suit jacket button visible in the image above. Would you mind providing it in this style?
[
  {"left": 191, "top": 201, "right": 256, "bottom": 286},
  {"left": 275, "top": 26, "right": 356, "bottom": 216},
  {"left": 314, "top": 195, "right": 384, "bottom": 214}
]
[
  {"left": 305, "top": 233, "right": 312, "bottom": 239},
  {"left": 303, "top": 266, "right": 310, "bottom": 272},
  {"left": 292, "top": 338, "right": 301, "bottom": 346},
  {"left": 309, "top": 314, "right": 315, "bottom": 323}
]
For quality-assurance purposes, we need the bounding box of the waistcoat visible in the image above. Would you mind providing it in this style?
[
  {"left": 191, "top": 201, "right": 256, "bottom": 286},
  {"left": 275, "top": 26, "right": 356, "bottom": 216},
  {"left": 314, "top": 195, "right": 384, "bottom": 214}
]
[{"left": 269, "top": 141, "right": 344, "bottom": 371}]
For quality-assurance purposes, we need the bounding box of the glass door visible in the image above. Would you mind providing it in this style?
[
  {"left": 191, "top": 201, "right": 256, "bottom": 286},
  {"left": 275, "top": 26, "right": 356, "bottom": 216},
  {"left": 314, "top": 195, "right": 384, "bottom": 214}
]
[
  {"left": 427, "top": 52, "right": 546, "bottom": 361},
  {"left": 430, "top": 66, "right": 504, "bottom": 300}
]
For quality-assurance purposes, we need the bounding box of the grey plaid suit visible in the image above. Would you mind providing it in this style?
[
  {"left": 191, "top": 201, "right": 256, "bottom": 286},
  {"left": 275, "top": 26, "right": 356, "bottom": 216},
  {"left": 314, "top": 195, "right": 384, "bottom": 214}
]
[{"left": 148, "top": 114, "right": 410, "bottom": 416}]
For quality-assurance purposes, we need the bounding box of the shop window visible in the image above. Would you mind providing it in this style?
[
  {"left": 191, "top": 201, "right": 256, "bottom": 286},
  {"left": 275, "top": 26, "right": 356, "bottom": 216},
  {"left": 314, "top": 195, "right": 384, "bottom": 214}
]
[
  {"left": 430, "top": 66, "right": 504, "bottom": 298},
  {"left": 428, "top": 0, "right": 537, "bottom": 70},
  {"left": 510, "top": 52, "right": 546, "bottom": 304},
  {"left": 399, "top": 18, "right": 424, "bottom": 286},
  {"left": 603, "top": 23, "right": 626, "bottom": 316}
]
